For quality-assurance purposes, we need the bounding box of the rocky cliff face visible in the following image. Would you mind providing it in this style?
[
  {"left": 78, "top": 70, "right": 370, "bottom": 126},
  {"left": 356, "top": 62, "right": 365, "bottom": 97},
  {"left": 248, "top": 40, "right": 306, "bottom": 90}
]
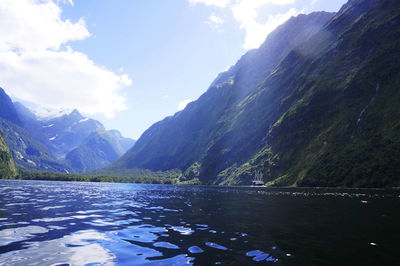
[{"left": 110, "top": 0, "right": 400, "bottom": 187}]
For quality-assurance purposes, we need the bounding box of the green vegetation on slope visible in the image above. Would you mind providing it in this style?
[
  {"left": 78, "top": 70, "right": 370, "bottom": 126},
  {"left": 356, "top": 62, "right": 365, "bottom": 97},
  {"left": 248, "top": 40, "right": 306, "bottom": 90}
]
[
  {"left": 105, "top": 0, "right": 400, "bottom": 188},
  {"left": 0, "top": 131, "right": 17, "bottom": 178},
  {"left": 5, "top": 168, "right": 200, "bottom": 185},
  {"left": 229, "top": 0, "right": 400, "bottom": 188}
]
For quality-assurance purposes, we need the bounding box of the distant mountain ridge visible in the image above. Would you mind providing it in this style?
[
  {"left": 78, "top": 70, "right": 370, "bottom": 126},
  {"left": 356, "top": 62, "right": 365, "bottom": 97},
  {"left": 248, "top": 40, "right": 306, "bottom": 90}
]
[
  {"left": 108, "top": 0, "right": 400, "bottom": 188},
  {"left": 0, "top": 89, "right": 135, "bottom": 173}
]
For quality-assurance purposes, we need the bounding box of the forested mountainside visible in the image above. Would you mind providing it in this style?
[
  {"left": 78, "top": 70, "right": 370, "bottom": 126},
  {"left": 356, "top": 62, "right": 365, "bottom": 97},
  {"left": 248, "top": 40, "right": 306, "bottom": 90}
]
[
  {"left": 0, "top": 130, "right": 17, "bottom": 178},
  {"left": 0, "top": 88, "right": 135, "bottom": 173},
  {"left": 109, "top": 0, "right": 400, "bottom": 187}
]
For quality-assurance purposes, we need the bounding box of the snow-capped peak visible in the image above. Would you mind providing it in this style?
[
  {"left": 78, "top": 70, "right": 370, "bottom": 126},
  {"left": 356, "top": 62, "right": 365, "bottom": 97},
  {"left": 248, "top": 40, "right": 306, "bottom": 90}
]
[
  {"left": 29, "top": 106, "right": 74, "bottom": 121},
  {"left": 79, "top": 118, "right": 90, "bottom": 123}
]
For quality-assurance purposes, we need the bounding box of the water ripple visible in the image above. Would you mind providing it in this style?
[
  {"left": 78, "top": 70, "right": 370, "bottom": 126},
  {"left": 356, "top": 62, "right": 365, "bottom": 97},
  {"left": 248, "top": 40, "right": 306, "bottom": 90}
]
[{"left": 0, "top": 180, "right": 398, "bottom": 265}]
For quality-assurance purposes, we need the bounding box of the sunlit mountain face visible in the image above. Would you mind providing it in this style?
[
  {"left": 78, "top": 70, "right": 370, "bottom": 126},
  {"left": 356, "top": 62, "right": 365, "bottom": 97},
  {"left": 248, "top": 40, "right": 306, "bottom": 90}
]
[{"left": 107, "top": 0, "right": 400, "bottom": 188}]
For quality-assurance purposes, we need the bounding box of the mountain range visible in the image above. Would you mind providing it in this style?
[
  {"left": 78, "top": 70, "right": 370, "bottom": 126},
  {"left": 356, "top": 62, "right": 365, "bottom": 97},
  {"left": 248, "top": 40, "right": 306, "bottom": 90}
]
[
  {"left": 105, "top": 0, "right": 400, "bottom": 187},
  {"left": 1, "top": 0, "right": 399, "bottom": 188},
  {"left": 0, "top": 88, "right": 135, "bottom": 173}
]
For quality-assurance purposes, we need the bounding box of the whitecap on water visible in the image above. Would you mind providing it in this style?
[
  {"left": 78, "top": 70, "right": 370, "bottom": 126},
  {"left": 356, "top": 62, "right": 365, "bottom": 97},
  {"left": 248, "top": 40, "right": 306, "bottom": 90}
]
[
  {"left": 0, "top": 225, "right": 49, "bottom": 246},
  {"left": 205, "top": 242, "right": 228, "bottom": 251},
  {"left": 32, "top": 217, "right": 73, "bottom": 222},
  {"left": 153, "top": 241, "right": 180, "bottom": 249},
  {"left": 188, "top": 246, "right": 204, "bottom": 254},
  {"left": 117, "top": 225, "right": 165, "bottom": 243},
  {"left": 72, "top": 214, "right": 102, "bottom": 219},
  {"left": 5, "top": 202, "right": 33, "bottom": 206},
  {"left": 40, "top": 206, "right": 66, "bottom": 211},
  {"left": 170, "top": 226, "right": 194, "bottom": 235},
  {"left": 152, "top": 254, "right": 194, "bottom": 265},
  {"left": 195, "top": 224, "right": 208, "bottom": 228},
  {"left": 0, "top": 230, "right": 116, "bottom": 266},
  {"left": 48, "top": 225, "right": 67, "bottom": 230},
  {"left": 246, "top": 250, "right": 278, "bottom": 262},
  {"left": 76, "top": 210, "right": 103, "bottom": 214}
]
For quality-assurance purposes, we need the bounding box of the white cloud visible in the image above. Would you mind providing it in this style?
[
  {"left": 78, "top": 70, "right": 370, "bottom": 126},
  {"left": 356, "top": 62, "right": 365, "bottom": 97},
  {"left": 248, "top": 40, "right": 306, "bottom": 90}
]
[
  {"left": 206, "top": 14, "right": 225, "bottom": 28},
  {"left": 189, "top": 0, "right": 301, "bottom": 50},
  {"left": 57, "top": 0, "right": 74, "bottom": 6},
  {"left": 0, "top": 0, "right": 131, "bottom": 118},
  {"left": 311, "top": 0, "right": 319, "bottom": 5},
  {"left": 178, "top": 99, "right": 193, "bottom": 111},
  {"left": 0, "top": 0, "right": 89, "bottom": 52},
  {"left": 0, "top": 49, "right": 130, "bottom": 118},
  {"left": 231, "top": 0, "right": 299, "bottom": 50},
  {"left": 189, "top": 0, "right": 231, "bottom": 8}
]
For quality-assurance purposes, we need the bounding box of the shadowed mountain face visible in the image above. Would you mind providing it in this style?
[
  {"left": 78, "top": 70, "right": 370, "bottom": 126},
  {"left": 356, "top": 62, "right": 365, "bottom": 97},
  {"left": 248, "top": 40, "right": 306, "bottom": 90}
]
[
  {"left": 0, "top": 98, "right": 69, "bottom": 172},
  {"left": 0, "top": 88, "right": 21, "bottom": 126},
  {"left": 65, "top": 129, "right": 136, "bottom": 172},
  {"left": 110, "top": 0, "right": 400, "bottom": 187}
]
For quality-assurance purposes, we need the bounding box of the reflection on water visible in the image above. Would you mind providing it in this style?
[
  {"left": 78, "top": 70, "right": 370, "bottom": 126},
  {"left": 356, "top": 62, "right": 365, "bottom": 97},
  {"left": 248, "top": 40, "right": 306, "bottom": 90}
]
[{"left": 0, "top": 180, "right": 399, "bottom": 265}]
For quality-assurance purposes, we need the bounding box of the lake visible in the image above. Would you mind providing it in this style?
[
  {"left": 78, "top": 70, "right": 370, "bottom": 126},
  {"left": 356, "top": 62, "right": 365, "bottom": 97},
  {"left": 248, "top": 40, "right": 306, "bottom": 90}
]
[{"left": 0, "top": 180, "right": 399, "bottom": 265}]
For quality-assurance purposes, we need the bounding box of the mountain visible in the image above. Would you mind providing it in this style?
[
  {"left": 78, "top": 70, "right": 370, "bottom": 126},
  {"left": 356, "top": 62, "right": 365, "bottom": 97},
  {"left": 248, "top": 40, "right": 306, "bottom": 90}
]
[
  {"left": 112, "top": 11, "right": 335, "bottom": 172},
  {"left": 65, "top": 129, "right": 135, "bottom": 172},
  {"left": 109, "top": 0, "right": 400, "bottom": 187},
  {"left": 0, "top": 88, "right": 65, "bottom": 172},
  {"left": 108, "top": 130, "right": 136, "bottom": 152},
  {"left": 0, "top": 88, "right": 21, "bottom": 125},
  {"left": 0, "top": 89, "right": 135, "bottom": 173},
  {"left": 0, "top": 117, "right": 70, "bottom": 172},
  {"left": 41, "top": 109, "right": 136, "bottom": 172},
  {"left": 0, "top": 130, "right": 17, "bottom": 178},
  {"left": 39, "top": 109, "right": 104, "bottom": 157}
]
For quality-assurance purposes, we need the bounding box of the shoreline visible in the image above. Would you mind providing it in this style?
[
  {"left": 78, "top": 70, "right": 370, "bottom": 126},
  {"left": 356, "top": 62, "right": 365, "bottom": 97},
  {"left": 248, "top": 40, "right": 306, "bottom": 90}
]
[{"left": 1, "top": 178, "right": 399, "bottom": 191}]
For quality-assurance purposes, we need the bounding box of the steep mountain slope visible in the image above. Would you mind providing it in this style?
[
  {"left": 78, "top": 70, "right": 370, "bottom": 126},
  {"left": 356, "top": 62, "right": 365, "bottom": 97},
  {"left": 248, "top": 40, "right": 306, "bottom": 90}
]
[
  {"left": 14, "top": 102, "right": 52, "bottom": 145},
  {"left": 112, "top": 11, "right": 335, "bottom": 172},
  {"left": 65, "top": 129, "right": 134, "bottom": 172},
  {"left": 0, "top": 130, "right": 17, "bottom": 178},
  {"left": 110, "top": 0, "right": 400, "bottom": 187},
  {"left": 108, "top": 130, "right": 136, "bottom": 152},
  {"left": 0, "top": 88, "right": 21, "bottom": 126}
]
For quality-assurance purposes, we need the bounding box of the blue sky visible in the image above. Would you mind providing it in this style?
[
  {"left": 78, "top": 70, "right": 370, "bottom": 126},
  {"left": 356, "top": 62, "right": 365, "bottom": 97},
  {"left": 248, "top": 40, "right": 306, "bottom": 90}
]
[{"left": 0, "top": 0, "right": 347, "bottom": 139}]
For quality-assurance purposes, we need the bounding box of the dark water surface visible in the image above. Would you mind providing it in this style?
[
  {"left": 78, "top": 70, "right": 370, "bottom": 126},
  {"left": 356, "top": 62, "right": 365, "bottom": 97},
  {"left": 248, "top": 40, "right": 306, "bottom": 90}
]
[{"left": 0, "top": 180, "right": 399, "bottom": 265}]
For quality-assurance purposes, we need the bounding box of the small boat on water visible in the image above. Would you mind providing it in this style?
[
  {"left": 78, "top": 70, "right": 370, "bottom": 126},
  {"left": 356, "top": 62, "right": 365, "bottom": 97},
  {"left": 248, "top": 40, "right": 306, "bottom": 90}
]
[{"left": 252, "top": 170, "right": 265, "bottom": 186}]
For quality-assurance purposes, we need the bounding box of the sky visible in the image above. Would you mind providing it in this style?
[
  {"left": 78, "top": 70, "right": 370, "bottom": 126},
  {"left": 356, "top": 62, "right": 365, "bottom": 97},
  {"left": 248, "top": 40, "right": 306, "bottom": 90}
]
[{"left": 0, "top": 0, "right": 347, "bottom": 139}]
